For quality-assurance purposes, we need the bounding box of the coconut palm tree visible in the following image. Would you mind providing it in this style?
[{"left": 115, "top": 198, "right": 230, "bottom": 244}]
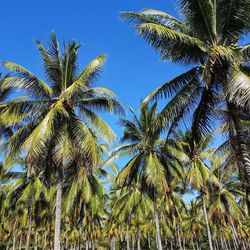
[
  {"left": 121, "top": 0, "right": 250, "bottom": 187},
  {"left": 170, "top": 130, "right": 219, "bottom": 250},
  {"left": 0, "top": 32, "right": 123, "bottom": 249},
  {"left": 110, "top": 103, "right": 184, "bottom": 250},
  {"left": 3, "top": 157, "right": 46, "bottom": 250}
]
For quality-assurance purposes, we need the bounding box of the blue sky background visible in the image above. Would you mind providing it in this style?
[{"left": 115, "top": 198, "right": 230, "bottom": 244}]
[
  {"left": 1, "top": 0, "right": 190, "bottom": 135},
  {"left": 1, "top": 0, "right": 229, "bottom": 199}
]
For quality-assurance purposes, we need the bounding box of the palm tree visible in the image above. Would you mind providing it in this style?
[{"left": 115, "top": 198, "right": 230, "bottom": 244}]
[
  {"left": 3, "top": 157, "right": 46, "bottom": 250},
  {"left": 171, "top": 131, "right": 219, "bottom": 250},
  {"left": 121, "top": 0, "right": 250, "bottom": 187},
  {"left": 110, "top": 103, "right": 184, "bottom": 250},
  {"left": 0, "top": 72, "right": 13, "bottom": 141},
  {"left": 1, "top": 32, "right": 123, "bottom": 249}
]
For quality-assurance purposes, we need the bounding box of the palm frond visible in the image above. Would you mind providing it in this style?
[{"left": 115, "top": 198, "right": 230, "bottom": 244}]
[{"left": 3, "top": 62, "right": 53, "bottom": 99}]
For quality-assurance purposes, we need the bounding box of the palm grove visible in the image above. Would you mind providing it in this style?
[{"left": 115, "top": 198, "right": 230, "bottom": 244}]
[{"left": 0, "top": 1, "right": 250, "bottom": 250}]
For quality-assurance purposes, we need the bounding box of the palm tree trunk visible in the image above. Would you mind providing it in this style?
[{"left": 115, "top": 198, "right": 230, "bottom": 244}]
[
  {"left": 126, "top": 224, "right": 130, "bottom": 250},
  {"left": 154, "top": 200, "right": 163, "bottom": 250},
  {"left": 79, "top": 226, "right": 82, "bottom": 250},
  {"left": 230, "top": 221, "right": 239, "bottom": 248},
  {"left": 12, "top": 232, "right": 16, "bottom": 250},
  {"left": 43, "top": 232, "right": 47, "bottom": 250},
  {"left": 191, "top": 236, "right": 195, "bottom": 250},
  {"left": 170, "top": 239, "right": 173, "bottom": 250},
  {"left": 25, "top": 213, "right": 32, "bottom": 250},
  {"left": 201, "top": 194, "right": 213, "bottom": 250},
  {"left": 19, "top": 233, "right": 22, "bottom": 250},
  {"left": 110, "top": 237, "right": 116, "bottom": 250},
  {"left": 136, "top": 228, "right": 141, "bottom": 250},
  {"left": 6, "top": 237, "right": 10, "bottom": 250},
  {"left": 85, "top": 240, "right": 88, "bottom": 250},
  {"left": 177, "top": 224, "right": 183, "bottom": 250},
  {"left": 35, "top": 229, "right": 38, "bottom": 250},
  {"left": 54, "top": 181, "right": 62, "bottom": 250}
]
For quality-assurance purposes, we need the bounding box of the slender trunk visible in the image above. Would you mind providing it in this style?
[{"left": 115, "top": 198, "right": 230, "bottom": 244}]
[
  {"left": 242, "top": 239, "right": 247, "bottom": 250},
  {"left": 79, "top": 226, "right": 82, "bottom": 250},
  {"left": 177, "top": 224, "right": 183, "bottom": 250},
  {"left": 19, "top": 233, "right": 22, "bottom": 250},
  {"left": 6, "top": 237, "right": 10, "bottom": 250},
  {"left": 220, "top": 232, "right": 225, "bottom": 250},
  {"left": 154, "top": 200, "right": 163, "bottom": 250},
  {"left": 231, "top": 221, "right": 239, "bottom": 248},
  {"left": 170, "top": 239, "right": 173, "bottom": 250},
  {"left": 54, "top": 181, "right": 62, "bottom": 250},
  {"left": 85, "top": 240, "right": 88, "bottom": 250},
  {"left": 215, "top": 238, "right": 219, "bottom": 250},
  {"left": 12, "top": 232, "right": 16, "bottom": 250},
  {"left": 43, "top": 232, "right": 47, "bottom": 250},
  {"left": 25, "top": 213, "right": 32, "bottom": 250},
  {"left": 136, "top": 228, "right": 140, "bottom": 250},
  {"left": 126, "top": 224, "right": 130, "bottom": 250},
  {"left": 201, "top": 194, "right": 213, "bottom": 250},
  {"left": 191, "top": 236, "right": 195, "bottom": 250},
  {"left": 110, "top": 237, "right": 115, "bottom": 250},
  {"left": 222, "top": 234, "right": 229, "bottom": 250},
  {"left": 34, "top": 229, "right": 38, "bottom": 250}
]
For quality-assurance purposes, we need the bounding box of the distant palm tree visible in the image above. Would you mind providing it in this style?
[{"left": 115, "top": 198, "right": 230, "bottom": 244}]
[
  {"left": 122, "top": 0, "right": 250, "bottom": 187},
  {"left": 172, "top": 131, "right": 218, "bottom": 250},
  {"left": 2, "top": 32, "right": 123, "bottom": 250},
  {"left": 111, "top": 103, "right": 183, "bottom": 250}
]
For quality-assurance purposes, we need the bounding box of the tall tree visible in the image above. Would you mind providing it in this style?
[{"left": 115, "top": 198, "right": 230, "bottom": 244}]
[
  {"left": 1, "top": 32, "right": 123, "bottom": 249},
  {"left": 110, "top": 103, "right": 183, "bottom": 250},
  {"left": 121, "top": 0, "right": 250, "bottom": 187}
]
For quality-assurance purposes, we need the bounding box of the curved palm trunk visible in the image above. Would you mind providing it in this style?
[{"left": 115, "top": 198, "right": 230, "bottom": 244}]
[
  {"left": 201, "top": 194, "right": 213, "bottom": 250},
  {"left": 154, "top": 200, "right": 163, "bottom": 250},
  {"left": 25, "top": 213, "right": 32, "bottom": 250},
  {"left": 54, "top": 181, "right": 62, "bottom": 250}
]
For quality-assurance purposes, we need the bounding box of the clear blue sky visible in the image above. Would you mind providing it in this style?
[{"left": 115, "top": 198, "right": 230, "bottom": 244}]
[
  {"left": 1, "top": 0, "right": 191, "bottom": 136},
  {"left": 0, "top": 0, "right": 220, "bottom": 202}
]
